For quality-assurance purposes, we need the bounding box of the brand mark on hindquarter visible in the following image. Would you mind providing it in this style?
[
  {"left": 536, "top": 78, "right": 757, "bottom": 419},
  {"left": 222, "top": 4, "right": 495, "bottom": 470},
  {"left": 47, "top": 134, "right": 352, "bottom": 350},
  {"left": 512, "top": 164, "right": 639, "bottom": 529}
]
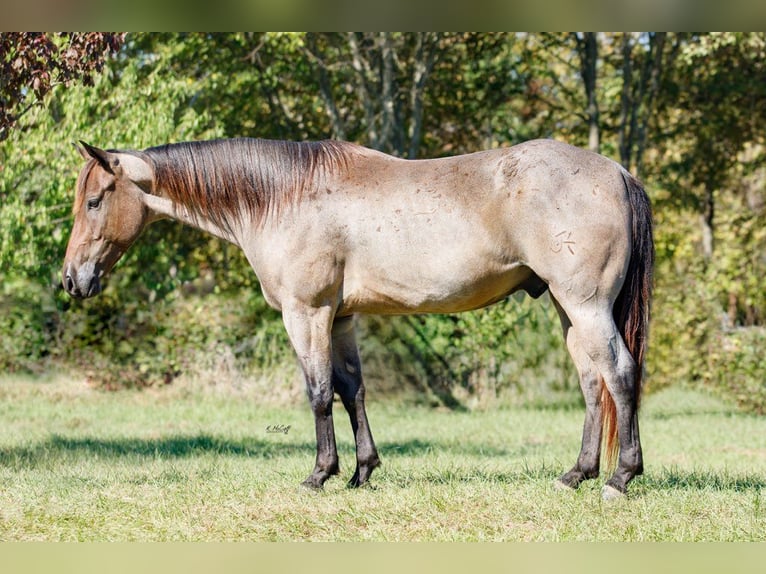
[{"left": 552, "top": 230, "right": 576, "bottom": 255}]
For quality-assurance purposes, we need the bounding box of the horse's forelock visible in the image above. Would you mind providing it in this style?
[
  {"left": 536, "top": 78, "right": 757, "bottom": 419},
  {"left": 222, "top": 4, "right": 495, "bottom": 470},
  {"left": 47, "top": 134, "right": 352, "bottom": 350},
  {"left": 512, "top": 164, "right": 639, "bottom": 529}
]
[{"left": 73, "top": 158, "right": 99, "bottom": 216}]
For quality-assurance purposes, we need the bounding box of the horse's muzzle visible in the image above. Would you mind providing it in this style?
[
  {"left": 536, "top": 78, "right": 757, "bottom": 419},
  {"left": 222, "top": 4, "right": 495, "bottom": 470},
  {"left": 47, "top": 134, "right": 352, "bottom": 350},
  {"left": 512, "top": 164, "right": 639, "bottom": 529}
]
[{"left": 63, "top": 262, "right": 102, "bottom": 299}]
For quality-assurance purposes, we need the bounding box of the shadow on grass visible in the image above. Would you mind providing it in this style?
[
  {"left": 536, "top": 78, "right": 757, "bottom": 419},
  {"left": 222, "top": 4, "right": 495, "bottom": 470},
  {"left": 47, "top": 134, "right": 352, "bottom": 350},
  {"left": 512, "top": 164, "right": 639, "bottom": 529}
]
[
  {"left": 381, "top": 464, "right": 766, "bottom": 494},
  {"left": 637, "top": 467, "right": 766, "bottom": 492},
  {"left": 644, "top": 408, "right": 742, "bottom": 421},
  {"left": 381, "top": 464, "right": 564, "bottom": 488},
  {"left": 0, "top": 434, "right": 511, "bottom": 470},
  {"left": 378, "top": 438, "right": 512, "bottom": 458},
  {"left": 0, "top": 434, "right": 317, "bottom": 470},
  {"left": 3, "top": 435, "right": 763, "bottom": 494}
]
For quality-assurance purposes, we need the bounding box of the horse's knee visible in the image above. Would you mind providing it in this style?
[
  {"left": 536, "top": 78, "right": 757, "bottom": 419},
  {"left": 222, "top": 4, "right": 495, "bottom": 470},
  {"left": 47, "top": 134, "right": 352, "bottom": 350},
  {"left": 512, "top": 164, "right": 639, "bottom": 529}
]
[{"left": 306, "top": 379, "right": 334, "bottom": 414}]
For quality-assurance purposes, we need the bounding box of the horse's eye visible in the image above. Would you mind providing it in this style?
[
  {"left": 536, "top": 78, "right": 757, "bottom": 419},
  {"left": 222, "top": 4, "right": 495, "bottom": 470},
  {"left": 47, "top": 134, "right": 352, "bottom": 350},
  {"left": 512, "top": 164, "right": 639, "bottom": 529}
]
[{"left": 87, "top": 197, "right": 102, "bottom": 210}]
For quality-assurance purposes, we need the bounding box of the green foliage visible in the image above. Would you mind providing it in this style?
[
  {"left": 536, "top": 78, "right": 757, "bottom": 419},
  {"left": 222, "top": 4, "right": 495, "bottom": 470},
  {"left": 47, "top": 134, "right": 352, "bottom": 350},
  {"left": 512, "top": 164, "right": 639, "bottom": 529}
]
[
  {"left": 648, "top": 171, "right": 766, "bottom": 412},
  {"left": 0, "top": 33, "right": 124, "bottom": 140},
  {"left": 0, "top": 33, "right": 261, "bottom": 387},
  {"left": 1, "top": 33, "right": 765, "bottom": 413},
  {"left": 358, "top": 295, "right": 577, "bottom": 409},
  {"left": 55, "top": 283, "right": 291, "bottom": 391},
  {"left": 705, "top": 327, "right": 766, "bottom": 414},
  {"left": 0, "top": 278, "right": 57, "bottom": 372}
]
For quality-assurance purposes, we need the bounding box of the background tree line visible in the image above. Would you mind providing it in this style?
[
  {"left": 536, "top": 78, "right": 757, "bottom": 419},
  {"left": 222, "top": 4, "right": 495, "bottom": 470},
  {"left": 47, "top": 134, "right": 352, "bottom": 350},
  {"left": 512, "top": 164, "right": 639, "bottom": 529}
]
[{"left": 1, "top": 32, "right": 764, "bottom": 410}]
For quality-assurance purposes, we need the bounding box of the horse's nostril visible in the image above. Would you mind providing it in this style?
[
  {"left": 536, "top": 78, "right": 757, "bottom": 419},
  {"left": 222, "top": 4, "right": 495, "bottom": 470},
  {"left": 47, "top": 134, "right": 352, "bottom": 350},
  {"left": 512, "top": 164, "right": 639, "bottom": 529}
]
[
  {"left": 87, "top": 275, "right": 100, "bottom": 298},
  {"left": 65, "top": 273, "right": 76, "bottom": 294}
]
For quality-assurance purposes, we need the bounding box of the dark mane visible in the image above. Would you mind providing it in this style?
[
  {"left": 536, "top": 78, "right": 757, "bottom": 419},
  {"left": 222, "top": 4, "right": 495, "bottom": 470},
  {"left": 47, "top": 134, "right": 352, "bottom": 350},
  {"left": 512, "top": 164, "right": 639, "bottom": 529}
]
[{"left": 143, "top": 138, "right": 353, "bottom": 230}]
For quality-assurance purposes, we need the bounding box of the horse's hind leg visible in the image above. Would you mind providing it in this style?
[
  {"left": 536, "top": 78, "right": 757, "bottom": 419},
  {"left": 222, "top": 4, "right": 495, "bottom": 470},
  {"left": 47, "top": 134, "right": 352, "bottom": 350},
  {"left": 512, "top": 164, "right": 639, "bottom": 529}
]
[
  {"left": 551, "top": 290, "right": 643, "bottom": 498},
  {"left": 552, "top": 298, "right": 602, "bottom": 490},
  {"left": 331, "top": 316, "right": 381, "bottom": 487}
]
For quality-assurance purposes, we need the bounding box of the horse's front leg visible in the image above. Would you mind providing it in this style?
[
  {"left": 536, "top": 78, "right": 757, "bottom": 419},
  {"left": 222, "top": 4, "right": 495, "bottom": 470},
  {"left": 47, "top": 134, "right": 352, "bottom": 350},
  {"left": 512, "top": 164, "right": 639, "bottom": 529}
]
[{"left": 282, "top": 303, "right": 339, "bottom": 489}]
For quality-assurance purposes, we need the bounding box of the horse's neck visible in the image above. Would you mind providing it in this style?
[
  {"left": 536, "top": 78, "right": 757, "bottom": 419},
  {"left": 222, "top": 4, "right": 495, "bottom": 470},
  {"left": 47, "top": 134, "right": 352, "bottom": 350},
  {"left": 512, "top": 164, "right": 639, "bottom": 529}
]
[{"left": 142, "top": 192, "right": 241, "bottom": 245}]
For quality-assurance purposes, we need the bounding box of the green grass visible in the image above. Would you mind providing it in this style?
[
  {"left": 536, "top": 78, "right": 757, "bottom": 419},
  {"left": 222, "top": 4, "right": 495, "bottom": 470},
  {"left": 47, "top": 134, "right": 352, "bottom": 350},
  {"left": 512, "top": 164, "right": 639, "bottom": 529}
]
[{"left": 1, "top": 375, "right": 765, "bottom": 541}]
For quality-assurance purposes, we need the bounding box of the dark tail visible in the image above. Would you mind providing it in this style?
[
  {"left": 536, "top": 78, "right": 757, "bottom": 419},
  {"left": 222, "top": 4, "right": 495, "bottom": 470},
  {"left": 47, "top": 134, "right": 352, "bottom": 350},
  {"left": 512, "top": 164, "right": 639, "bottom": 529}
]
[{"left": 601, "top": 170, "right": 655, "bottom": 469}]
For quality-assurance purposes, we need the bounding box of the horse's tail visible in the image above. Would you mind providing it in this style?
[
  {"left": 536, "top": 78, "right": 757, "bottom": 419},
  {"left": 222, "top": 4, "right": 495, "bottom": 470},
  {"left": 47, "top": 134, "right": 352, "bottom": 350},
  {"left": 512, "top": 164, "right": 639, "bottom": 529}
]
[{"left": 601, "top": 169, "right": 655, "bottom": 469}]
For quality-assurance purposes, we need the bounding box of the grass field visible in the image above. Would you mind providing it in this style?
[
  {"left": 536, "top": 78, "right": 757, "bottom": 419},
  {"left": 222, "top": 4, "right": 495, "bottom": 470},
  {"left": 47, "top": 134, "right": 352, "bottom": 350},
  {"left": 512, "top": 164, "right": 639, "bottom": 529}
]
[{"left": 1, "top": 374, "right": 765, "bottom": 541}]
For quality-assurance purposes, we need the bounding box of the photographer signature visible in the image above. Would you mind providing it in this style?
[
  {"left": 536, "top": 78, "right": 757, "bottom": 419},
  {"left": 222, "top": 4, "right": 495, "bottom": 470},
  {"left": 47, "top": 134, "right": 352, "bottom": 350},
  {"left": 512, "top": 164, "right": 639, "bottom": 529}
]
[{"left": 265, "top": 424, "right": 291, "bottom": 435}]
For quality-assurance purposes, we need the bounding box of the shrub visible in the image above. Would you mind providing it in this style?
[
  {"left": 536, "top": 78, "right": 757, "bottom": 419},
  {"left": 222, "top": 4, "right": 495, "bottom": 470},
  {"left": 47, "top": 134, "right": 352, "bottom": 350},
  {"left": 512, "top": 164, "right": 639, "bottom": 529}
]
[{"left": 705, "top": 327, "right": 766, "bottom": 414}]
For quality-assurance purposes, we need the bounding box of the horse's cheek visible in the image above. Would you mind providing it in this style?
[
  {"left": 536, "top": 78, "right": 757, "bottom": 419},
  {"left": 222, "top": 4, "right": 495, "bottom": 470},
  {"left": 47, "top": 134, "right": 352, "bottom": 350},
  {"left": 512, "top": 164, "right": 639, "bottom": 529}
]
[{"left": 109, "top": 195, "right": 146, "bottom": 244}]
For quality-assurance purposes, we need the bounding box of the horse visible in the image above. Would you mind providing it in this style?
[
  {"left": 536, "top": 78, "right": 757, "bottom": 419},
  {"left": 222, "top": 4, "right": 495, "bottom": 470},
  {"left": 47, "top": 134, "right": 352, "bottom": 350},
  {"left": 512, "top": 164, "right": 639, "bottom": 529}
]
[{"left": 62, "top": 137, "right": 653, "bottom": 500}]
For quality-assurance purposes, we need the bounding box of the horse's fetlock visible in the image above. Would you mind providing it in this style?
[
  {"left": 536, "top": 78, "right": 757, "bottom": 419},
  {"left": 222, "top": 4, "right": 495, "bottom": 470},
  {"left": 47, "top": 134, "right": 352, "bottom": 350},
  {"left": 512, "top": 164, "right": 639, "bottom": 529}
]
[
  {"left": 583, "top": 468, "right": 600, "bottom": 480},
  {"left": 559, "top": 470, "right": 585, "bottom": 489}
]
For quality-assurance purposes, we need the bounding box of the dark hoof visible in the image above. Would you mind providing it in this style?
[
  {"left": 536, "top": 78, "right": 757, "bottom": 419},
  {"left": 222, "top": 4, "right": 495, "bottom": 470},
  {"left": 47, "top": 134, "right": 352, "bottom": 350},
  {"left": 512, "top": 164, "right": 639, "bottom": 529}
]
[
  {"left": 347, "top": 465, "right": 378, "bottom": 489},
  {"left": 347, "top": 480, "right": 376, "bottom": 490},
  {"left": 347, "top": 459, "right": 381, "bottom": 489},
  {"left": 557, "top": 470, "right": 586, "bottom": 490},
  {"left": 301, "top": 476, "right": 326, "bottom": 490}
]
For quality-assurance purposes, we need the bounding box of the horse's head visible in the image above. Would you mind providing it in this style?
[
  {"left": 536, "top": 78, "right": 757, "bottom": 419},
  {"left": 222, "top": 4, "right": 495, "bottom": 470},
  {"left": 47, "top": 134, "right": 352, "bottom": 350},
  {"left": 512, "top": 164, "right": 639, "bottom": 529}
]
[{"left": 62, "top": 142, "right": 154, "bottom": 299}]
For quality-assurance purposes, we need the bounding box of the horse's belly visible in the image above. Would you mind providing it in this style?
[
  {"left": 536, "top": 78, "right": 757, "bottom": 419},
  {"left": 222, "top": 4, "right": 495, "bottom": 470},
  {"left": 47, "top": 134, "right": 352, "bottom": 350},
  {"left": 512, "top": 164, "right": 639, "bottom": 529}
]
[{"left": 338, "top": 259, "right": 533, "bottom": 316}]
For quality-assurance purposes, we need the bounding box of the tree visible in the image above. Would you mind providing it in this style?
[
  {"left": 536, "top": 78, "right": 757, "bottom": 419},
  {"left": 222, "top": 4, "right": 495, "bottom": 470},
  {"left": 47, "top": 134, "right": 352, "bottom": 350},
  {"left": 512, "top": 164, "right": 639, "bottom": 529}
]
[
  {"left": 663, "top": 33, "right": 766, "bottom": 261},
  {"left": 574, "top": 32, "right": 600, "bottom": 153},
  {"left": 3, "top": 32, "right": 765, "bottom": 411},
  {"left": 0, "top": 33, "right": 124, "bottom": 141},
  {"left": 614, "top": 32, "right": 670, "bottom": 176},
  {"left": 304, "top": 32, "right": 439, "bottom": 157},
  {"left": 302, "top": 33, "right": 527, "bottom": 157}
]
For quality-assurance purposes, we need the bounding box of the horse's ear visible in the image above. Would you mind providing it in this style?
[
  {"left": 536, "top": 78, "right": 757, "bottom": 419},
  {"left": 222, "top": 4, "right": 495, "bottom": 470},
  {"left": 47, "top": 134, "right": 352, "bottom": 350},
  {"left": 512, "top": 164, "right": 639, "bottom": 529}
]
[
  {"left": 79, "top": 141, "right": 121, "bottom": 174},
  {"left": 73, "top": 142, "right": 90, "bottom": 161}
]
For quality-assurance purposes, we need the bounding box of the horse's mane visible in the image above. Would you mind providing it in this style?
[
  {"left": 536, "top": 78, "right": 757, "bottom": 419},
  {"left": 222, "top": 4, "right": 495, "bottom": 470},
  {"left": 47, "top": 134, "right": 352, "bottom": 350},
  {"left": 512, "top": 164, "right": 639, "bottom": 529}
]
[{"left": 143, "top": 138, "right": 353, "bottom": 230}]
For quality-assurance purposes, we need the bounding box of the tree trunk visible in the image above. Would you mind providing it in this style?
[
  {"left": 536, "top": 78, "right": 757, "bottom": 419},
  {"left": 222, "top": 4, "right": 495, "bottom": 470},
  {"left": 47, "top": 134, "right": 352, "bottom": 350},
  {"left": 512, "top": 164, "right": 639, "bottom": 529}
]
[
  {"left": 304, "top": 34, "right": 346, "bottom": 140},
  {"left": 576, "top": 33, "right": 600, "bottom": 154},
  {"left": 347, "top": 32, "right": 379, "bottom": 148},
  {"left": 407, "top": 33, "right": 437, "bottom": 159},
  {"left": 634, "top": 32, "right": 666, "bottom": 178},
  {"left": 616, "top": 32, "right": 668, "bottom": 177},
  {"left": 701, "top": 183, "right": 715, "bottom": 261},
  {"left": 306, "top": 33, "right": 437, "bottom": 158},
  {"left": 618, "top": 33, "right": 634, "bottom": 169},
  {"left": 378, "top": 33, "right": 398, "bottom": 154}
]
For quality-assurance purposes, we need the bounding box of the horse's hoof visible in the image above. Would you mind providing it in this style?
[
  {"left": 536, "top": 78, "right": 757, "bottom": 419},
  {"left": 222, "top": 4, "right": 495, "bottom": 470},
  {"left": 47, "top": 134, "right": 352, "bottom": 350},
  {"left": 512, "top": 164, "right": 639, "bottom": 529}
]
[
  {"left": 553, "top": 479, "right": 576, "bottom": 492},
  {"left": 300, "top": 478, "right": 324, "bottom": 491},
  {"left": 346, "top": 476, "right": 367, "bottom": 489},
  {"left": 601, "top": 484, "right": 625, "bottom": 501},
  {"left": 347, "top": 480, "right": 376, "bottom": 491}
]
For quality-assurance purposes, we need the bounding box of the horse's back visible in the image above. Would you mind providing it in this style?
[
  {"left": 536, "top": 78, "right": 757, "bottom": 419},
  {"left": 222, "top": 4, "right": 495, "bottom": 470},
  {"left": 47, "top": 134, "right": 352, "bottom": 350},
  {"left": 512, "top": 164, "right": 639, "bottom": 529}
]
[{"left": 251, "top": 139, "right": 634, "bottom": 315}]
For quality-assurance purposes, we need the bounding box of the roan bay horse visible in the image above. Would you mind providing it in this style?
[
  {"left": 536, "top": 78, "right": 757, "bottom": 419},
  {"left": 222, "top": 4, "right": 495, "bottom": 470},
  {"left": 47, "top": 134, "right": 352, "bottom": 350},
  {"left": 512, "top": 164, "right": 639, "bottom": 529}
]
[{"left": 63, "top": 137, "right": 653, "bottom": 500}]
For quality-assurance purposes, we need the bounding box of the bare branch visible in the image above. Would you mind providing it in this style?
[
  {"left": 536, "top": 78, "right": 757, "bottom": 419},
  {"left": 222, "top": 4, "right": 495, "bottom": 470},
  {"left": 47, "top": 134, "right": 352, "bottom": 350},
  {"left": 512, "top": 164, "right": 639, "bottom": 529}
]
[
  {"left": 407, "top": 33, "right": 437, "bottom": 158},
  {"left": 347, "top": 32, "right": 379, "bottom": 148},
  {"left": 378, "top": 33, "right": 398, "bottom": 154},
  {"left": 304, "top": 34, "right": 346, "bottom": 140}
]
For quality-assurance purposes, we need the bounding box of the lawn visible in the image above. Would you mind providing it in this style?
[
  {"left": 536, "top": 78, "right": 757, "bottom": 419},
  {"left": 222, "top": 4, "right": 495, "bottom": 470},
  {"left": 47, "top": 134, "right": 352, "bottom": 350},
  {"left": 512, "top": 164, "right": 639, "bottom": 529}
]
[{"left": 0, "top": 374, "right": 765, "bottom": 541}]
